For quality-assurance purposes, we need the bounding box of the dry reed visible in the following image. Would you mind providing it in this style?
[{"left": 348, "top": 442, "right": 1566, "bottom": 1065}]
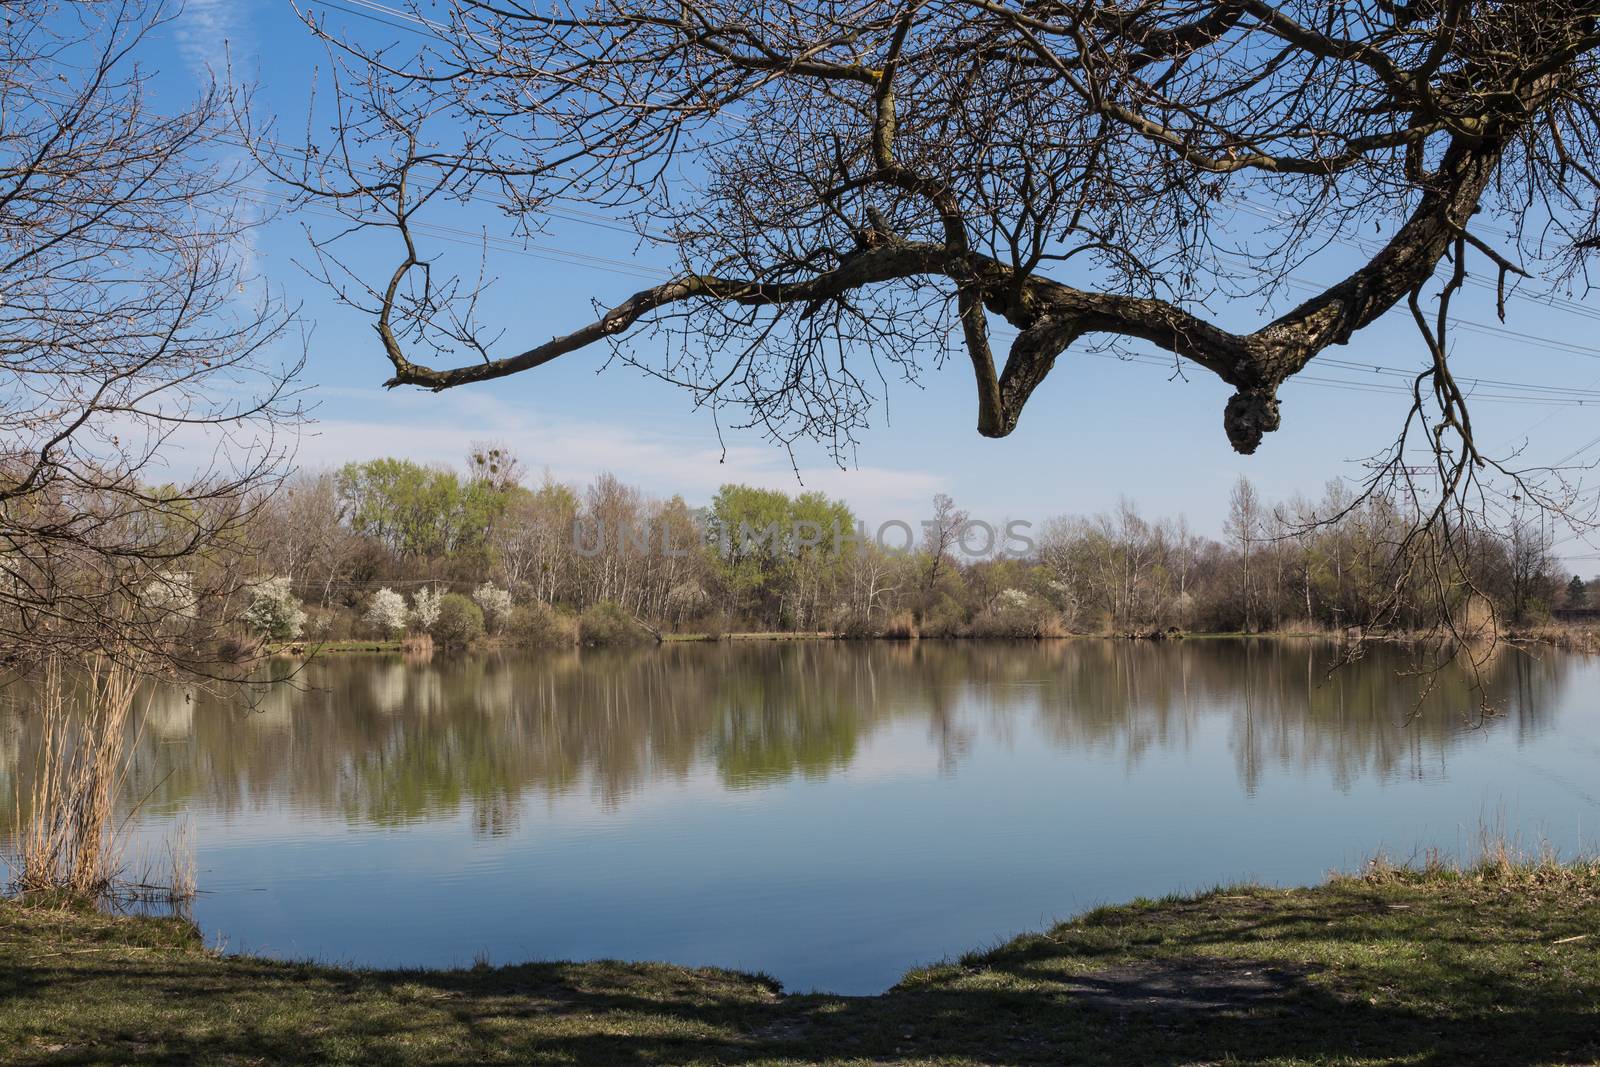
[{"left": 7, "top": 653, "right": 194, "bottom": 906}]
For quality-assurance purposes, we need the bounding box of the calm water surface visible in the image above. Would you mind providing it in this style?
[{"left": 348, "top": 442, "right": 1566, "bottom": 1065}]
[{"left": 4, "top": 639, "right": 1599, "bottom": 994}]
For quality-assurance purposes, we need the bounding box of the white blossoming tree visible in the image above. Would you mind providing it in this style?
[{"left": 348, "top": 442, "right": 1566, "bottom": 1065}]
[
  {"left": 364, "top": 587, "right": 409, "bottom": 638},
  {"left": 242, "top": 577, "right": 306, "bottom": 642},
  {"left": 472, "top": 583, "right": 513, "bottom": 633},
  {"left": 410, "top": 586, "right": 442, "bottom": 633},
  {"left": 141, "top": 572, "right": 198, "bottom": 627}
]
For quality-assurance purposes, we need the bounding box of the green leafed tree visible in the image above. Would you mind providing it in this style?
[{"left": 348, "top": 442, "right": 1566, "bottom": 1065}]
[
  {"left": 338, "top": 459, "right": 509, "bottom": 562},
  {"left": 706, "top": 485, "right": 855, "bottom": 628}
]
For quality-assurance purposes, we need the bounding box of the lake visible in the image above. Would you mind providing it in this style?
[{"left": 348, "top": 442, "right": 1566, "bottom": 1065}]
[{"left": 3, "top": 638, "right": 1598, "bottom": 994}]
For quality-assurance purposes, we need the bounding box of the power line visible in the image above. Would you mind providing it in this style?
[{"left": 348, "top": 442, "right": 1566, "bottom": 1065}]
[
  {"left": 238, "top": 185, "right": 667, "bottom": 282},
  {"left": 1038, "top": 345, "right": 1600, "bottom": 407},
  {"left": 1235, "top": 199, "right": 1600, "bottom": 324},
  {"left": 258, "top": 181, "right": 1600, "bottom": 406},
  {"left": 1310, "top": 356, "right": 1600, "bottom": 399},
  {"left": 307, "top": 0, "right": 445, "bottom": 38},
  {"left": 1273, "top": 274, "right": 1600, "bottom": 362},
  {"left": 1552, "top": 432, "right": 1600, "bottom": 468}
]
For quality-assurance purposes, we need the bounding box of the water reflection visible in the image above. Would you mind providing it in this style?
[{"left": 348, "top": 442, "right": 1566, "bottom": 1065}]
[
  {"left": 2, "top": 638, "right": 1593, "bottom": 993},
  {"left": 0, "top": 639, "right": 1571, "bottom": 836}
]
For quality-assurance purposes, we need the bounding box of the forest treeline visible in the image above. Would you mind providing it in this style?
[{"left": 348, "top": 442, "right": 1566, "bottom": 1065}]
[{"left": 240, "top": 446, "right": 1582, "bottom": 647}]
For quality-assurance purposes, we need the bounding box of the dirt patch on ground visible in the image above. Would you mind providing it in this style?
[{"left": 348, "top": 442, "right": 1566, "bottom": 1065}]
[{"left": 1063, "top": 958, "right": 1321, "bottom": 1015}]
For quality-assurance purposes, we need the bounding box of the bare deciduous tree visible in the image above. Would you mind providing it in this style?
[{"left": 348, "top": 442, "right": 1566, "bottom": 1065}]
[
  {"left": 2, "top": 0, "right": 300, "bottom": 675},
  {"left": 1226, "top": 475, "right": 1263, "bottom": 631},
  {"left": 1, "top": 0, "right": 302, "bottom": 900},
  {"left": 920, "top": 493, "right": 967, "bottom": 608}
]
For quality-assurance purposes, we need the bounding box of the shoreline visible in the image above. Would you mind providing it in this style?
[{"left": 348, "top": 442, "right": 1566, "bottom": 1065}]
[
  {"left": 267, "top": 625, "right": 1600, "bottom": 657},
  {"left": 5, "top": 860, "right": 1598, "bottom": 1064}
]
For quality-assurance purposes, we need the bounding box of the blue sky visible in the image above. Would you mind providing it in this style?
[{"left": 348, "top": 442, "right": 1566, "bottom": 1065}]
[{"left": 145, "top": 2, "right": 1600, "bottom": 567}]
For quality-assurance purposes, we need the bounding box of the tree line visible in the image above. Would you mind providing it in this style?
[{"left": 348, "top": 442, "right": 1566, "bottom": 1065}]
[{"left": 239, "top": 447, "right": 1580, "bottom": 646}]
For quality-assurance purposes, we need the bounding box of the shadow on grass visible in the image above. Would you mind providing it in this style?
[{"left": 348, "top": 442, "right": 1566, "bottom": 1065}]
[{"left": 5, "top": 882, "right": 1599, "bottom": 1066}]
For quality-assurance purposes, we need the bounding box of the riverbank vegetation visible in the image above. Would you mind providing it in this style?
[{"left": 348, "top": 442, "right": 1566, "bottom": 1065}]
[
  {"left": 4, "top": 856, "right": 1596, "bottom": 1065},
  {"left": 239, "top": 455, "right": 1592, "bottom": 652},
  {"left": 0, "top": 0, "right": 298, "bottom": 902}
]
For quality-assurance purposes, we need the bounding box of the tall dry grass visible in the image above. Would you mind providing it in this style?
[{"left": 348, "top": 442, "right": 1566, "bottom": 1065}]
[
  {"left": 120, "top": 816, "right": 197, "bottom": 909},
  {"left": 880, "top": 611, "right": 920, "bottom": 640},
  {"left": 1505, "top": 621, "right": 1600, "bottom": 654},
  {"left": 8, "top": 654, "right": 193, "bottom": 906},
  {"left": 1350, "top": 812, "right": 1587, "bottom": 889},
  {"left": 400, "top": 632, "right": 435, "bottom": 656}
]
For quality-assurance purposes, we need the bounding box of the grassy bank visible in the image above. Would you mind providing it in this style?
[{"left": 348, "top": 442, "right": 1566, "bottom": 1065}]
[
  {"left": 4, "top": 861, "right": 1598, "bottom": 1065},
  {"left": 264, "top": 625, "right": 1600, "bottom": 656},
  {"left": 268, "top": 639, "right": 406, "bottom": 655},
  {"left": 661, "top": 630, "right": 836, "bottom": 642}
]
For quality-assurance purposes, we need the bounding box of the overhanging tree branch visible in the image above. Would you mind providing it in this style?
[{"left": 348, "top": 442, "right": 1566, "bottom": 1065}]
[{"left": 261, "top": 0, "right": 1600, "bottom": 458}]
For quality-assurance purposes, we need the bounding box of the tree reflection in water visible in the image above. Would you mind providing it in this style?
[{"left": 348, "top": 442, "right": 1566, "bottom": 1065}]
[{"left": 0, "top": 639, "right": 1573, "bottom": 839}]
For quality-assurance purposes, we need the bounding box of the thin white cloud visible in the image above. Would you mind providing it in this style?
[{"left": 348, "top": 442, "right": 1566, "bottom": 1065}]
[
  {"left": 295, "top": 388, "right": 945, "bottom": 518},
  {"left": 175, "top": 0, "right": 240, "bottom": 80},
  {"left": 174, "top": 0, "right": 263, "bottom": 275}
]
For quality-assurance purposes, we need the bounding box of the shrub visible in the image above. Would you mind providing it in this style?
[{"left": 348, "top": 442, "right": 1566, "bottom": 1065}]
[
  {"left": 299, "top": 605, "right": 334, "bottom": 638},
  {"left": 241, "top": 577, "right": 305, "bottom": 641},
  {"left": 579, "top": 601, "right": 653, "bottom": 646},
  {"left": 505, "top": 600, "right": 579, "bottom": 648},
  {"left": 832, "top": 614, "right": 875, "bottom": 640},
  {"left": 920, "top": 597, "right": 967, "bottom": 638},
  {"left": 364, "top": 587, "right": 409, "bottom": 637},
  {"left": 433, "top": 593, "right": 485, "bottom": 648},
  {"left": 665, "top": 581, "right": 709, "bottom": 623},
  {"left": 472, "top": 583, "right": 514, "bottom": 632},
  {"left": 325, "top": 604, "right": 368, "bottom": 640},
  {"left": 964, "top": 593, "right": 1066, "bottom": 639}
]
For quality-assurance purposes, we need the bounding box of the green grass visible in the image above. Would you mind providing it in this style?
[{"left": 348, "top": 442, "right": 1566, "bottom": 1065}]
[
  {"left": 266, "top": 639, "right": 406, "bottom": 655},
  {"left": 4, "top": 861, "right": 1599, "bottom": 1064},
  {"left": 661, "top": 631, "right": 836, "bottom": 642}
]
